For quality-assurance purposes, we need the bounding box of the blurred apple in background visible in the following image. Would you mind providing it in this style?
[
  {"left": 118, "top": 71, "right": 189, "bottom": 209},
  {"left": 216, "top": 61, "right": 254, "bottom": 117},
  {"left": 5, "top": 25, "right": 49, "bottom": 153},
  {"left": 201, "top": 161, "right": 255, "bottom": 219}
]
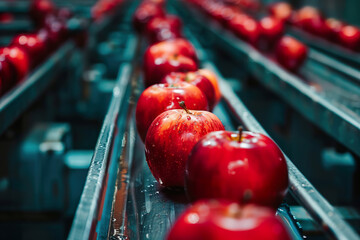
[
  {"left": 0, "top": 55, "right": 16, "bottom": 95},
  {"left": 324, "top": 18, "right": 344, "bottom": 42},
  {"left": 275, "top": 36, "right": 308, "bottom": 72},
  {"left": 268, "top": 2, "right": 292, "bottom": 22},
  {"left": 228, "top": 14, "right": 260, "bottom": 46},
  {"left": 146, "top": 15, "right": 183, "bottom": 44},
  {"left": 259, "top": 16, "right": 284, "bottom": 50},
  {"left": 144, "top": 38, "right": 198, "bottom": 64},
  {"left": 11, "top": 34, "right": 47, "bottom": 67},
  {"left": 143, "top": 53, "right": 198, "bottom": 87},
  {"left": 29, "top": 0, "right": 56, "bottom": 27},
  {"left": 0, "top": 13, "right": 13, "bottom": 23},
  {"left": 338, "top": 25, "right": 360, "bottom": 51},
  {"left": 132, "top": 2, "right": 165, "bottom": 33}
]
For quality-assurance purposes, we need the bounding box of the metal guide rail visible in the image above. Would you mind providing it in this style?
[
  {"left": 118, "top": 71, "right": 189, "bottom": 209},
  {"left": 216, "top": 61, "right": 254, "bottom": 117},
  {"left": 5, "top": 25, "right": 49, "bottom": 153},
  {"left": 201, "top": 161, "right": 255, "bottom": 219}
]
[
  {"left": 289, "top": 27, "right": 360, "bottom": 69},
  {"left": 68, "top": 63, "right": 134, "bottom": 240},
  {"left": 68, "top": 19, "right": 140, "bottom": 237},
  {"left": 0, "top": 41, "right": 75, "bottom": 136},
  {"left": 174, "top": 1, "right": 360, "bottom": 159}
]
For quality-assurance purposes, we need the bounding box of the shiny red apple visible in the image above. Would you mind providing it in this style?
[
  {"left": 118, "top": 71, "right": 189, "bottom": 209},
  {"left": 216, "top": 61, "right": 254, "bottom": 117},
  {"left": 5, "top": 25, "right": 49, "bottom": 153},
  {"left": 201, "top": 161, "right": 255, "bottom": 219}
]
[
  {"left": 144, "top": 38, "right": 198, "bottom": 64},
  {"left": 11, "top": 34, "right": 47, "bottom": 67},
  {"left": 132, "top": 2, "right": 165, "bottom": 33},
  {"left": 145, "top": 102, "right": 224, "bottom": 187},
  {"left": 275, "top": 36, "right": 308, "bottom": 72},
  {"left": 167, "top": 200, "right": 292, "bottom": 240},
  {"left": 186, "top": 129, "right": 288, "bottom": 208},
  {"left": 0, "top": 47, "right": 30, "bottom": 83},
  {"left": 268, "top": 2, "right": 292, "bottom": 22},
  {"left": 259, "top": 16, "right": 284, "bottom": 50},
  {"left": 143, "top": 53, "right": 198, "bottom": 87},
  {"left": 338, "top": 25, "right": 360, "bottom": 51},
  {"left": 136, "top": 82, "right": 208, "bottom": 142},
  {"left": 146, "top": 15, "right": 183, "bottom": 44},
  {"left": 161, "top": 71, "right": 216, "bottom": 110}
]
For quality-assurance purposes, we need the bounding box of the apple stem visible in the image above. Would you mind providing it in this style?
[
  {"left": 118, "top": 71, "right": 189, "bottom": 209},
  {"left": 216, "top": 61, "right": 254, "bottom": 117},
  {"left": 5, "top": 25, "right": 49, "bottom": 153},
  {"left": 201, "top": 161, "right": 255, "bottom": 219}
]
[
  {"left": 238, "top": 126, "right": 243, "bottom": 143},
  {"left": 179, "top": 101, "right": 191, "bottom": 114}
]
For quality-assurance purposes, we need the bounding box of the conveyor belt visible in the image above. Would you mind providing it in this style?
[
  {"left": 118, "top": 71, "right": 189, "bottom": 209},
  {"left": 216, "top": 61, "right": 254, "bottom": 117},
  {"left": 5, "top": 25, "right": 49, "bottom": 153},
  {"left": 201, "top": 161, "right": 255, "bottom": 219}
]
[{"left": 69, "top": 27, "right": 359, "bottom": 240}]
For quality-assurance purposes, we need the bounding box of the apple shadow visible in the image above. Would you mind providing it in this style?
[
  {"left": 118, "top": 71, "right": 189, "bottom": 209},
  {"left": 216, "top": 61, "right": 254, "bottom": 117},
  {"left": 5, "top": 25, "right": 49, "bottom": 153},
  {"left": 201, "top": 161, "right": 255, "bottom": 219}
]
[{"left": 159, "top": 186, "right": 190, "bottom": 204}]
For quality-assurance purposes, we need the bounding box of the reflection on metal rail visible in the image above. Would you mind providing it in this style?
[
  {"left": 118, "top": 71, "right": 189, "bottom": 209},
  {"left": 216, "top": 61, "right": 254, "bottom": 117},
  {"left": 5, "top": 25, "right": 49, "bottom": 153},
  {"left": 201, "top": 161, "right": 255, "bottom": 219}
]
[
  {"left": 0, "top": 41, "right": 74, "bottom": 136},
  {"left": 205, "top": 62, "right": 359, "bottom": 239},
  {"left": 68, "top": 64, "right": 132, "bottom": 240}
]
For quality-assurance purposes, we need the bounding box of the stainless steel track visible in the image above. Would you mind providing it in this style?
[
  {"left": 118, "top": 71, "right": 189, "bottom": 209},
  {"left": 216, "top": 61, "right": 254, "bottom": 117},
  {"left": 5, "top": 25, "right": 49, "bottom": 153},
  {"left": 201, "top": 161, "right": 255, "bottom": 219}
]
[{"left": 68, "top": 63, "right": 133, "bottom": 240}]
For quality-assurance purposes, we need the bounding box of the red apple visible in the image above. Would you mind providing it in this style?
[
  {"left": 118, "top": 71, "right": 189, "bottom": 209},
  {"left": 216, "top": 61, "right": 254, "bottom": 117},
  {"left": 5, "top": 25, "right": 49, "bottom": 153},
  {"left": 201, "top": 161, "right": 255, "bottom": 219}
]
[
  {"left": 161, "top": 71, "right": 216, "bottom": 111},
  {"left": 338, "top": 25, "right": 360, "bottom": 51},
  {"left": 29, "top": 0, "right": 56, "bottom": 27},
  {"left": 136, "top": 82, "right": 208, "bottom": 142},
  {"left": 324, "top": 18, "right": 344, "bottom": 41},
  {"left": 229, "top": 15, "right": 260, "bottom": 45},
  {"left": 144, "top": 38, "right": 198, "bottom": 64},
  {"left": 11, "top": 34, "right": 47, "bottom": 67},
  {"left": 268, "top": 2, "right": 292, "bottom": 22},
  {"left": 0, "top": 47, "right": 30, "bottom": 83},
  {"left": 275, "top": 36, "right": 308, "bottom": 72},
  {"left": 146, "top": 15, "right": 183, "bottom": 44},
  {"left": 143, "top": 53, "right": 198, "bottom": 87},
  {"left": 186, "top": 129, "right": 288, "bottom": 208},
  {"left": 198, "top": 69, "right": 221, "bottom": 105},
  {"left": 167, "top": 200, "right": 291, "bottom": 240},
  {"left": 0, "top": 55, "right": 16, "bottom": 94},
  {"left": 145, "top": 102, "right": 224, "bottom": 187},
  {"left": 132, "top": 2, "right": 165, "bottom": 33},
  {"left": 259, "top": 16, "right": 284, "bottom": 49}
]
